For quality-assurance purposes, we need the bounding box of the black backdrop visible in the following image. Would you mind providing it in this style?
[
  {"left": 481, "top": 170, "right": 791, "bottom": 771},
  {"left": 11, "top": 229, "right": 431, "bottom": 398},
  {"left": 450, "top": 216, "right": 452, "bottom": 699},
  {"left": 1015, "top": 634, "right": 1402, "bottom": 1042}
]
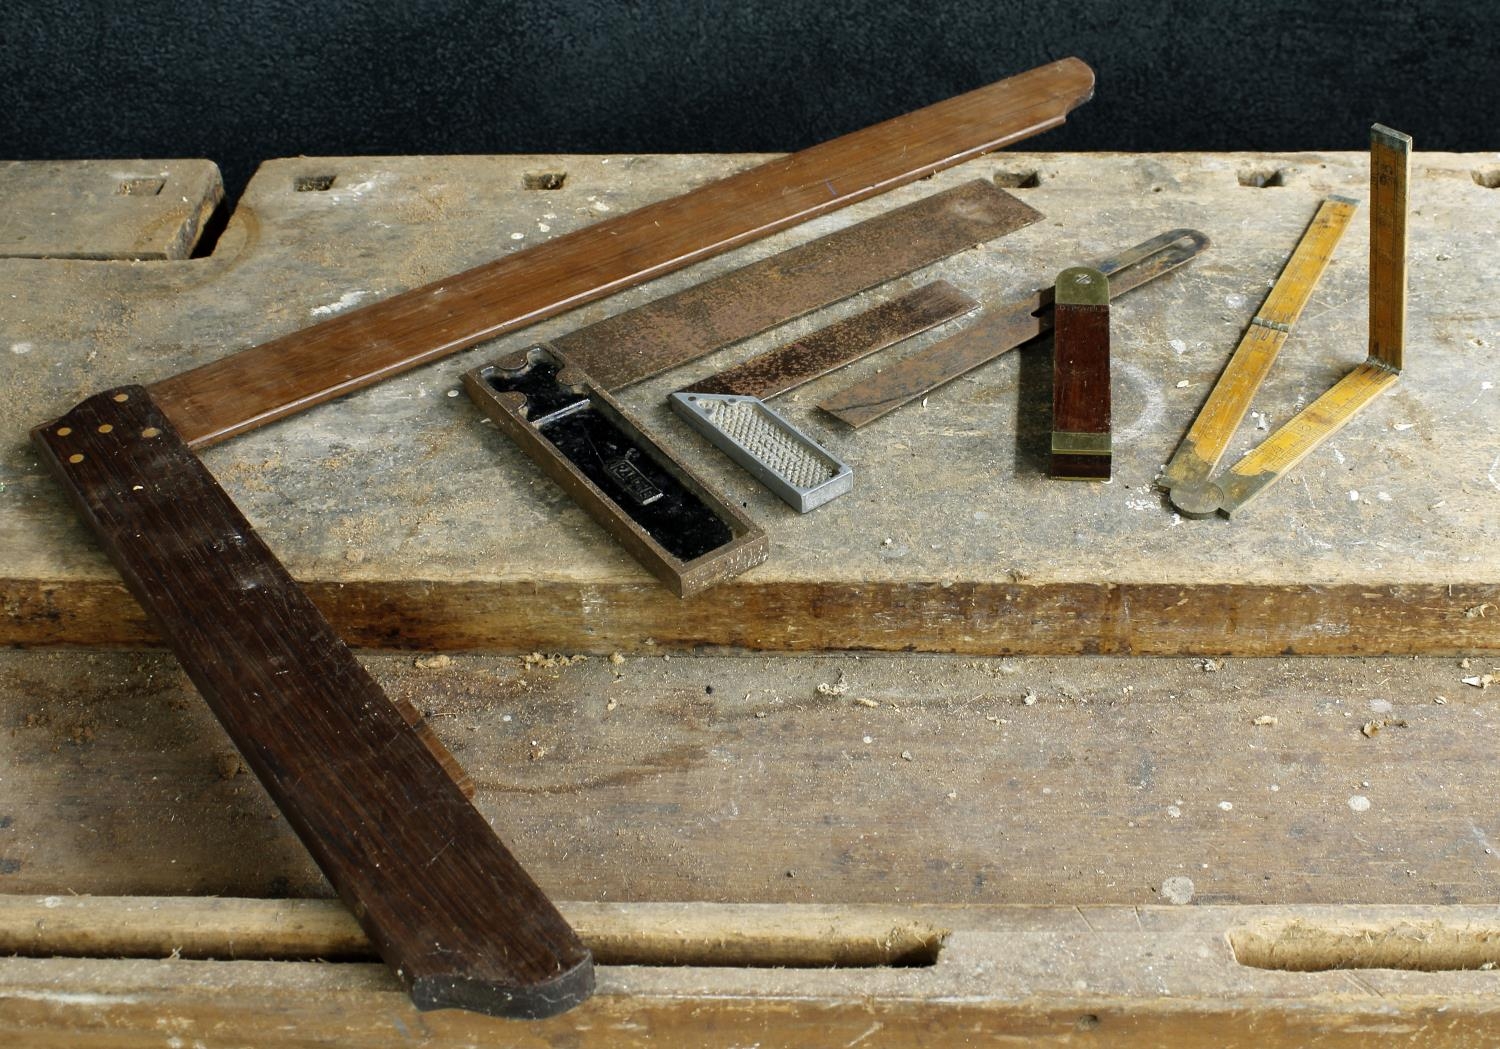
[{"left": 4, "top": 0, "right": 1495, "bottom": 199}]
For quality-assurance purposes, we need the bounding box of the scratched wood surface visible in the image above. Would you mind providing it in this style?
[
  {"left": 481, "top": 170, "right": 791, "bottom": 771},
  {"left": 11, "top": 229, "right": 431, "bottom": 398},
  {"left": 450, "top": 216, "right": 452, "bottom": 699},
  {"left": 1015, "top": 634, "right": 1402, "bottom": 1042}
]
[
  {"left": 2, "top": 151, "right": 1497, "bottom": 655},
  {"left": 5, "top": 151, "right": 1500, "bottom": 1045},
  {"left": 7, "top": 897, "right": 1500, "bottom": 1048},
  {"left": 0, "top": 159, "right": 223, "bottom": 261},
  {"left": 4, "top": 648, "right": 1497, "bottom": 906}
]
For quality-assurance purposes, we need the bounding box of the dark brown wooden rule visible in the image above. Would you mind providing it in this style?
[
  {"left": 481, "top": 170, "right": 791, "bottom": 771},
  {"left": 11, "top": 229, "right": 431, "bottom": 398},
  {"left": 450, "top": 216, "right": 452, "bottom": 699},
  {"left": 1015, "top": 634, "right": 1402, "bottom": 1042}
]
[
  {"left": 1050, "top": 266, "right": 1112, "bottom": 480},
  {"left": 678, "top": 280, "right": 979, "bottom": 400},
  {"left": 144, "top": 59, "right": 1093, "bottom": 448},
  {"left": 29, "top": 389, "right": 592, "bottom": 1020},
  {"left": 555, "top": 183, "right": 1031, "bottom": 389}
]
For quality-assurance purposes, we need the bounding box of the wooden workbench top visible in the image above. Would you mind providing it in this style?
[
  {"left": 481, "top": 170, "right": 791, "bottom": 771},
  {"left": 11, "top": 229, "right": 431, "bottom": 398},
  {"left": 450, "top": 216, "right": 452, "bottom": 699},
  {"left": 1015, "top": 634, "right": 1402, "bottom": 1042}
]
[
  {"left": 2, "top": 150, "right": 1498, "bottom": 1046},
  {"left": 3, "top": 151, "right": 1497, "bottom": 655}
]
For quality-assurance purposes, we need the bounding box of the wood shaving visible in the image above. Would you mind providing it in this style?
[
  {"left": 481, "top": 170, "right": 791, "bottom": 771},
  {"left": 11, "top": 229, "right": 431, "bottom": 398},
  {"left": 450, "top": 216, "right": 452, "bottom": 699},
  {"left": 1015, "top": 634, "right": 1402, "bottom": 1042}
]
[
  {"left": 1362, "top": 717, "right": 1410, "bottom": 737},
  {"left": 522, "top": 652, "right": 587, "bottom": 669},
  {"left": 413, "top": 654, "right": 453, "bottom": 669},
  {"left": 1252, "top": 715, "right": 1278, "bottom": 727}
]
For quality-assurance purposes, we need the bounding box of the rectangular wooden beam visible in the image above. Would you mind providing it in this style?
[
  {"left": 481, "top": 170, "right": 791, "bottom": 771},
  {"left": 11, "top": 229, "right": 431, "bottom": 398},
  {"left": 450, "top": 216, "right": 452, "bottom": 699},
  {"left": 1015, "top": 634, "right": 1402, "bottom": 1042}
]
[
  {"left": 5, "top": 896, "right": 1500, "bottom": 1048},
  {"left": 146, "top": 59, "right": 1094, "bottom": 448}
]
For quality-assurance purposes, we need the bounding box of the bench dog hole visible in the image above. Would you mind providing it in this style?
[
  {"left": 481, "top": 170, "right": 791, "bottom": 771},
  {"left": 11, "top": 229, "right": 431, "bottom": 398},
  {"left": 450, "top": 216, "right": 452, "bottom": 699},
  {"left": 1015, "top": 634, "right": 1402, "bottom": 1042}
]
[
  {"left": 116, "top": 177, "right": 165, "bottom": 197},
  {"left": 994, "top": 169, "right": 1041, "bottom": 189},
  {"left": 1230, "top": 918, "right": 1500, "bottom": 972},
  {"left": 523, "top": 171, "right": 568, "bottom": 191},
  {"left": 1237, "top": 167, "right": 1287, "bottom": 188}
]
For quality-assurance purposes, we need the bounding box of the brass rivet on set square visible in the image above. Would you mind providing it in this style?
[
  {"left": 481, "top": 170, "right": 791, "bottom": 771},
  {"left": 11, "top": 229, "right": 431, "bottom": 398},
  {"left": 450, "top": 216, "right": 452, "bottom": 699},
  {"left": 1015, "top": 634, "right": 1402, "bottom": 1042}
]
[
  {"left": 97, "top": 424, "right": 114, "bottom": 433},
  {"left": 141, "top": 427, "right": 161, "bottom": 438},
  {"left": 68, "top": 453, "right": 84, "bottom": 464},
  {"left": 112, "top": 393, "right": 129, "bottom": 403},
  {"left": 56, "top": 427, "right": 72, "bottom": 437}
]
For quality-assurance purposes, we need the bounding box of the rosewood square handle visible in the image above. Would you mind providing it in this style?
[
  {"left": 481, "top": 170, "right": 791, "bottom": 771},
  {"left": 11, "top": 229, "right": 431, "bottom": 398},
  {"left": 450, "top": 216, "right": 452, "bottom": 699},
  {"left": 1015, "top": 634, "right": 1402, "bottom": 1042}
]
[{"left": 31, "top": 388, "right": 592, "bottom": 1019}]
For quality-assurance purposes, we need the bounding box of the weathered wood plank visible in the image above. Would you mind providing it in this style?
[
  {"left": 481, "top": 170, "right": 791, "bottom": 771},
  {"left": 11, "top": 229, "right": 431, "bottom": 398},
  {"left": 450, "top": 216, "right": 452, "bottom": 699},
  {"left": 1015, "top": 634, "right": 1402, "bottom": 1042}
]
[
  {"left": 0, "top": 159, "right": 223, "bottom": 261},
  {"left": 5, "top": 897, "right": 1500, "bottom": 1048},
  {"left": 3, "top": 151, "right": 1496, "bottom": 655},
  {"left": 4, "top": 649, "right": 1497, "bottom": 907},
  {"left": 4, "top": 577, "right": 1494, "bottom": 655}
]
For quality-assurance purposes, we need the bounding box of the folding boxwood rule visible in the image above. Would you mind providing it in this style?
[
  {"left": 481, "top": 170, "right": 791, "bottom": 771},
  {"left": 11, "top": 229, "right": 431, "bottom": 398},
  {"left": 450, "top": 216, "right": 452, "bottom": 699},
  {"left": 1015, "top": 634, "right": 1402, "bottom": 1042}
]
[{"left": 1161, "top": 125, "right": 1411, "bottom": 518}]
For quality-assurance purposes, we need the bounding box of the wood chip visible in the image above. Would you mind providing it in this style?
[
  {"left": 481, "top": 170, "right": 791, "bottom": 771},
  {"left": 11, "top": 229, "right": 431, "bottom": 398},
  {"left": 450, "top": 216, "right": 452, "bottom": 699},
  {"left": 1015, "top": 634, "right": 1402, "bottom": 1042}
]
[
  {"left": 1362, "top": 717, "right": 1410, "bottom": 737},
  {"left": 816, "top": 671, "right": 849, "bottom": 697}
]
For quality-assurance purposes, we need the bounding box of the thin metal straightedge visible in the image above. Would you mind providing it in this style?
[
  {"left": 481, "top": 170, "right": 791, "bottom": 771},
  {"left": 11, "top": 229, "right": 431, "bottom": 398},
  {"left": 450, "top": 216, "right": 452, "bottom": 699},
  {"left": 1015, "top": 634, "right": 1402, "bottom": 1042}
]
[
  {"left": 817, "top": 228, "right": 1210, "bottom": 428},
  {"left": 679, "top": 281, "right": 980, "bottom": 401},
  {"left": 552, "top": 180, "right": 1040, "bottom": 391}
]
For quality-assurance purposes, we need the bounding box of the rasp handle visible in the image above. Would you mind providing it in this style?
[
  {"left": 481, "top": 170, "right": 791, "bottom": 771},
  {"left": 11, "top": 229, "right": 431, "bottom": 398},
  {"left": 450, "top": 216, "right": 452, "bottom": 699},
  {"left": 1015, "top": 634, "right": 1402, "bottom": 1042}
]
[{"left": 31, "top": 388, "right": 592, "bottom": 1019}]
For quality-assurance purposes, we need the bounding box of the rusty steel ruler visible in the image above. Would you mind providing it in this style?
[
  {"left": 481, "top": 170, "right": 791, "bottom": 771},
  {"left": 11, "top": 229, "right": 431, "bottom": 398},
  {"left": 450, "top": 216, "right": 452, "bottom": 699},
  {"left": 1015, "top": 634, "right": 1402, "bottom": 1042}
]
[
  {"left": 818, "top": 227, "right": 1210, "bottom": 428},
  {"left": 1161, "top": 125, "right": 1410, "bottom": 518}
]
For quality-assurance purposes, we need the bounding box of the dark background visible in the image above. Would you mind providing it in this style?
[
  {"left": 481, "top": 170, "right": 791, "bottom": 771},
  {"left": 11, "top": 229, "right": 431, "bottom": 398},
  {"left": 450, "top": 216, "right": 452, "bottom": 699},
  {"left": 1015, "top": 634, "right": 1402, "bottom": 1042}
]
[{"left": 4, "top": 0, "right": 1494, "bottom": 201}]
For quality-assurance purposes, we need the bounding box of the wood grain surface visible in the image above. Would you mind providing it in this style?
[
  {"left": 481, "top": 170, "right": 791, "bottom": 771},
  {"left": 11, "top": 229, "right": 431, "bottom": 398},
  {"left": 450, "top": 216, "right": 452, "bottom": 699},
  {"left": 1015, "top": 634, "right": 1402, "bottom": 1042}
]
[
  {"left": 4, "top": 151, "right": 1497, "bottom": 654},
  {"left": 28, "top": 390, "right": 591, "bottom": 1018},
  {"left": 5, "top": 648, "right": 1496, "bottom": 908},
  {"left": 0, "top": 159, "right": 223, "bottom": 261},
  {"left": 142, "top": 59, "right": 1092, "bottom": 447},
  {"left": 6, "top": 897, "right": 1500, "bottom": 1048}
]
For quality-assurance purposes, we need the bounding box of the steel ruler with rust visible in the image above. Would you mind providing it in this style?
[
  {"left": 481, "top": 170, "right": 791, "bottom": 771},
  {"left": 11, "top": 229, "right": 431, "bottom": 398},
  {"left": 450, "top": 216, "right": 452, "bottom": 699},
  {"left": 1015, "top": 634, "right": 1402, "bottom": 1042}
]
[{"left": 818, "top": 228, "right": 1210, "bottom": 428}]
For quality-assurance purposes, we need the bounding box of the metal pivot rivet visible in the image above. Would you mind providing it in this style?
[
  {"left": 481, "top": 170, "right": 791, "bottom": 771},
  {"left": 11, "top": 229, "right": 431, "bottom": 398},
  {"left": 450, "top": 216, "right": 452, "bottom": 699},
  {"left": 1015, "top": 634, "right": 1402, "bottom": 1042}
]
[{"left": 112, "top": 393, "right": 130, "bottom": 403}]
